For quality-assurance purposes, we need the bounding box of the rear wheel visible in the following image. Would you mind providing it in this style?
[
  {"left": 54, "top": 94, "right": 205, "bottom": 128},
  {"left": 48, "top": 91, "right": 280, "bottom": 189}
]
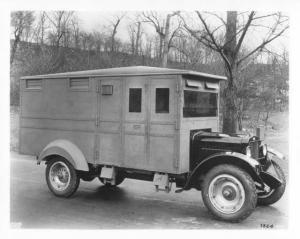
[
  {"left": 257, "top": 161, "right": 286, "bottom": 206},
  {"left": 46, "top": 157, "right": 80, "bottom": 197},
  {"left": 201, "top": 164, "right": 257, "bottom": 222}
]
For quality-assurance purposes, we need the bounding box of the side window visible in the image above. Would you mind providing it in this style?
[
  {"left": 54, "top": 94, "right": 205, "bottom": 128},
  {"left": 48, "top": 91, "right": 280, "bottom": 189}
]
[
  {"left": 155, "top": 88, "right": 169, "bottom": 113},
  {"left": 129, "top": 88, "right": 142, "bottom": 113}
]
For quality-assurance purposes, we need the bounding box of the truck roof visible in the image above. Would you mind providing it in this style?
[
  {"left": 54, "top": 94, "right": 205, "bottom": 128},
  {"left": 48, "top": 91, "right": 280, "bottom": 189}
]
[{"left": 21, "top": 66, "right": 227, "bottom": 81}]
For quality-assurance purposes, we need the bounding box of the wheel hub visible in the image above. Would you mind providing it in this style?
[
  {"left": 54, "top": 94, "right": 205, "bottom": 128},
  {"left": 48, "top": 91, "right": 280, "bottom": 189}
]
[
  {"left": 49, "top": 161, "right": 71, "bottom": 191},
  {"left": 222, "top": 185, "right": 236, "bottom": 201},
  {"left": 208, "top": 174, "right": 246, "bottom": 214}
]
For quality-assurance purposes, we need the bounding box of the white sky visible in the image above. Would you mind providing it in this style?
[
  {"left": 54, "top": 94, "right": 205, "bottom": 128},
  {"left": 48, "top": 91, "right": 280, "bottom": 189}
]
[{"left": 76, "top": 11, "right": 289, "bottom": 55}]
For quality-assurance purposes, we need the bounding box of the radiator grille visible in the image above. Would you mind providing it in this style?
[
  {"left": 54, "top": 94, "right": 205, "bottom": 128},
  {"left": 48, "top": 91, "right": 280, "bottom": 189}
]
[{"left": 249, "top": 140, "right": 259, "bottom": 159}]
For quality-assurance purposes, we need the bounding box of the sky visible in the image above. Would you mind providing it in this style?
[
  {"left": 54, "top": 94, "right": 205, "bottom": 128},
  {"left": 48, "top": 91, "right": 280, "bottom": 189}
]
[{"left": 75, "top": 11, "right": 289, "bottom": 56}]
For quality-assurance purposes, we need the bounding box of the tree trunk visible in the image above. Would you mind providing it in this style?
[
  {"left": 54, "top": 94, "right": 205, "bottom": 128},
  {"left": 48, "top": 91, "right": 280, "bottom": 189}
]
[
  {"left": 10, "top": 37, "right": 20, "bottom": 65},
  {"left": 159, "top": 33, "right": 163, "bottom": 59},
  {"left": 223, "top": 80, "right": 238, "bottom": 134},
  {"left": 161, "top": 14, "right": 171, "bottom": 67},
  {"left": 222, "top": 11, "right": 238, "bottom": 134},
  {"left": 135, "top": 22, "right": 141, "bottom": 55}
]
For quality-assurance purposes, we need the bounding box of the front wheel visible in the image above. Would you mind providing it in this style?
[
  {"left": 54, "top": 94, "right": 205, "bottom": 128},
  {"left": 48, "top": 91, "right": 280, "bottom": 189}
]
[
  {"left": 257, "top": 161, "right": 286, "bottom": 206},
  {"left": 46, "top": 157, "right": 80, "bottom": 197},
  {"left": 201, "top": 164, "right": 257, "bottom": 222}
]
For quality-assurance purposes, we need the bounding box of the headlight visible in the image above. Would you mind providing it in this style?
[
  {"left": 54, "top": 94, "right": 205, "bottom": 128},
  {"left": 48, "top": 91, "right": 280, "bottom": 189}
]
[
  {"left": 262, "top": 144, "right": 267, "bottom": 156},
  {"left": 245, "top": 146, "right": 251, "bottom": 157}
]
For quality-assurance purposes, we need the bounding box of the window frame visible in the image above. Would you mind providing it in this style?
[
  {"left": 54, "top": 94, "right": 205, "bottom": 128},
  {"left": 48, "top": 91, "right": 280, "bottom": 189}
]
[
  {"left": 183, "top": 89, "right": 218, "bottom": 118},
  {"left": 129, "top": 88, "right": 142, "bottom": 113},
  {"left": 155, "top": 88, "right": 170, "bottom": 114}
]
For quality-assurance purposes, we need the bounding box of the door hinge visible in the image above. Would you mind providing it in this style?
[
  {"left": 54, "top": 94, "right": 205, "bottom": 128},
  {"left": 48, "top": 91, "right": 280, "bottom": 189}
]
[
  {"left": 96, "top": 83, "right": 100, "bottom": 93},
  {"left": 95, "top": 150, "right": 99, "bottom": 161},
  {"left": 176, "top": 83, "right": 180, "bottom": 93},
  {"left": 95, "top": 117, "right": 99, "bottom": 126},
  {"left": 175, "top": 120, "right": 179, "bottom": 130}
]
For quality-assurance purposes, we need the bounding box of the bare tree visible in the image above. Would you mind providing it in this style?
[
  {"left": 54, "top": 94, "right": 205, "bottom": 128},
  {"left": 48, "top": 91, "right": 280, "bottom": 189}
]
[
  {"left": 10, "top": 11, "right": 34, "bottom": 65},
  {"left": 70, "top": 16, "right": 81, "bottom": 49},
  {"left": 44, "top": 11, "right": 75, "bottom": 71},
  {"left": 32, "top": 11, "right": 48, "bottom": 45},
  {"left": 182, "top": 11, "right": 289, "bottom": 133},
  {"left": 93, "top": 31, "right": 104, "bottom": 53},
  {"left": 128, "top": 21, "right": 143, "bottom": 55},
  {"left": 142, "top": 11, "right": 180, "bottom": 67},
  {"left": 45, "top": 11, "right": 74, "bottom": 48},
  {"left": 108, "top": 14, "right": 126, "bottom": 53}
]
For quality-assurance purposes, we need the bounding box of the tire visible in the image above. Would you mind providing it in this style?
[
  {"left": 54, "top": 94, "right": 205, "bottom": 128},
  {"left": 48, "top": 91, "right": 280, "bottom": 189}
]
[
  {"left": 98, "top": 174, "right": 125, "bottom": 187},
  {"left": 46, "top": 157, "right": 80, "bottom": 198},
  {"left": 201, "top": 164, "right": 257, "bottom": 222},
  {"left": 257, "top": 161, "right": 286, "bottom": 206}
]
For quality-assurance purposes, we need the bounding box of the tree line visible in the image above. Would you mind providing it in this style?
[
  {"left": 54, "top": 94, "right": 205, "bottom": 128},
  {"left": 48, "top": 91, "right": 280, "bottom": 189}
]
[{"left": 10, "top": 11, "right": 289, "bottom": 133}]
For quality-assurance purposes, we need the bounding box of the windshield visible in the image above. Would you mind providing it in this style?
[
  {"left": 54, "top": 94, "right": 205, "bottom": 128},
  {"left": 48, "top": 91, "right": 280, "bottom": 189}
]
[{"left": 183, "top": 90, "right": 218, "bottom": 117}]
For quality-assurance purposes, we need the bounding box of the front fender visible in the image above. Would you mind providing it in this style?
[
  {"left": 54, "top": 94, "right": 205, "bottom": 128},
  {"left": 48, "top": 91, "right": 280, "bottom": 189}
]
[
  {"left": 268, "top": 147, "right": 285, "bottom": 160},
  {"left": 38, "top": 139, "right": 89, "bottom": 171},
  {"left": 176, "top": 152, "right": 263, "bottom": 193}
]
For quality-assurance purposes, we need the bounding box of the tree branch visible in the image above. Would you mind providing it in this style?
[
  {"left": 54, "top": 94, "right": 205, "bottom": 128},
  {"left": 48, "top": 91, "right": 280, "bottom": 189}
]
[
  {"left": 195, "top": 11, "right": 232, "bottom": 74},
  {"left": 234, "top": 11, "right": 255, "bottom": 56},
  {"left": 203, "top": 11, "right": 226, "bottom": 26},
  {"left": 237, "top": 25, "right": 289, "bottom": 65}
]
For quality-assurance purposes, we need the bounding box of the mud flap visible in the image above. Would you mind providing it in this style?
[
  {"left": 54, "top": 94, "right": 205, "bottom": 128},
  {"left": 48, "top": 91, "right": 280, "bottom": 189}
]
[{"left": 260, "top": 162, "right": 282, "bottom": 189}]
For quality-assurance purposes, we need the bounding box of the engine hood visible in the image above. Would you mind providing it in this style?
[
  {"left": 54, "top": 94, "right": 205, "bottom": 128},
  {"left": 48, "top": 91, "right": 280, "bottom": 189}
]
[
  {"left": 189, "top": 131, "right": 263, "bottom": 170},
  {"left": 192, "top": 131, "right": 251, "bottom": 145}
]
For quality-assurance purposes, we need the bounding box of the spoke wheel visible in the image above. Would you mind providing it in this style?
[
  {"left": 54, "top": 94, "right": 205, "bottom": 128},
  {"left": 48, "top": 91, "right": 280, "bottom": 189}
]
[{"left": 46, "top": 157, "right": 80, "bottom": 198}]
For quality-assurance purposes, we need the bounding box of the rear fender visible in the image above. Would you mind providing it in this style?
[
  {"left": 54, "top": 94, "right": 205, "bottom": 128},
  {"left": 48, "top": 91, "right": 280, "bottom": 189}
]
[
  {"left": 176, "top": 152, "right": 263, "bottom": 192},
  {"left": 37, "top": 139, "right": 89, "bottom": 171}
]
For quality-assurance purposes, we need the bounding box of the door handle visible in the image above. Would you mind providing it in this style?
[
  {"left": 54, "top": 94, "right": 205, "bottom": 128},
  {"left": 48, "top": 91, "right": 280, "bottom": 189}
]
[{"left": 133, "top": 124, "right": 141, "bottom": 129}]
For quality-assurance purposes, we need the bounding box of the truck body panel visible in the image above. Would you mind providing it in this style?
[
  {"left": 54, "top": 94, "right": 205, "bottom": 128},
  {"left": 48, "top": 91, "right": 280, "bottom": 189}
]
[{"left": 20, "top": 66, "right": 224, "bottom": 175}]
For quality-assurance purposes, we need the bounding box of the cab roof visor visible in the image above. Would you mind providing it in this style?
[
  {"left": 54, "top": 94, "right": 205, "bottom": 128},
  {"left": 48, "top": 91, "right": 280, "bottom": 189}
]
[
  {"left": 186, "top": 80, "right": 204, "bottom": 89},
  {"left": 205, "top": 82, "right": 219, "bottom": 90}
]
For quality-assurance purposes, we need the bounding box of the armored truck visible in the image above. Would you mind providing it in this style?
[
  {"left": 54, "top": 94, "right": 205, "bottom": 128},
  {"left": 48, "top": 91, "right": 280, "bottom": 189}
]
[{"left": 19, "top": 66, "right": 286, "bottom": 222}]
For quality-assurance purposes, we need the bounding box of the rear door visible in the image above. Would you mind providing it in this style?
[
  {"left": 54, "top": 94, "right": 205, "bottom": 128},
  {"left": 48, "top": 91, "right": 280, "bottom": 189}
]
[{"left": 96, "top": 77, "right": 123, "bottom": 166}]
